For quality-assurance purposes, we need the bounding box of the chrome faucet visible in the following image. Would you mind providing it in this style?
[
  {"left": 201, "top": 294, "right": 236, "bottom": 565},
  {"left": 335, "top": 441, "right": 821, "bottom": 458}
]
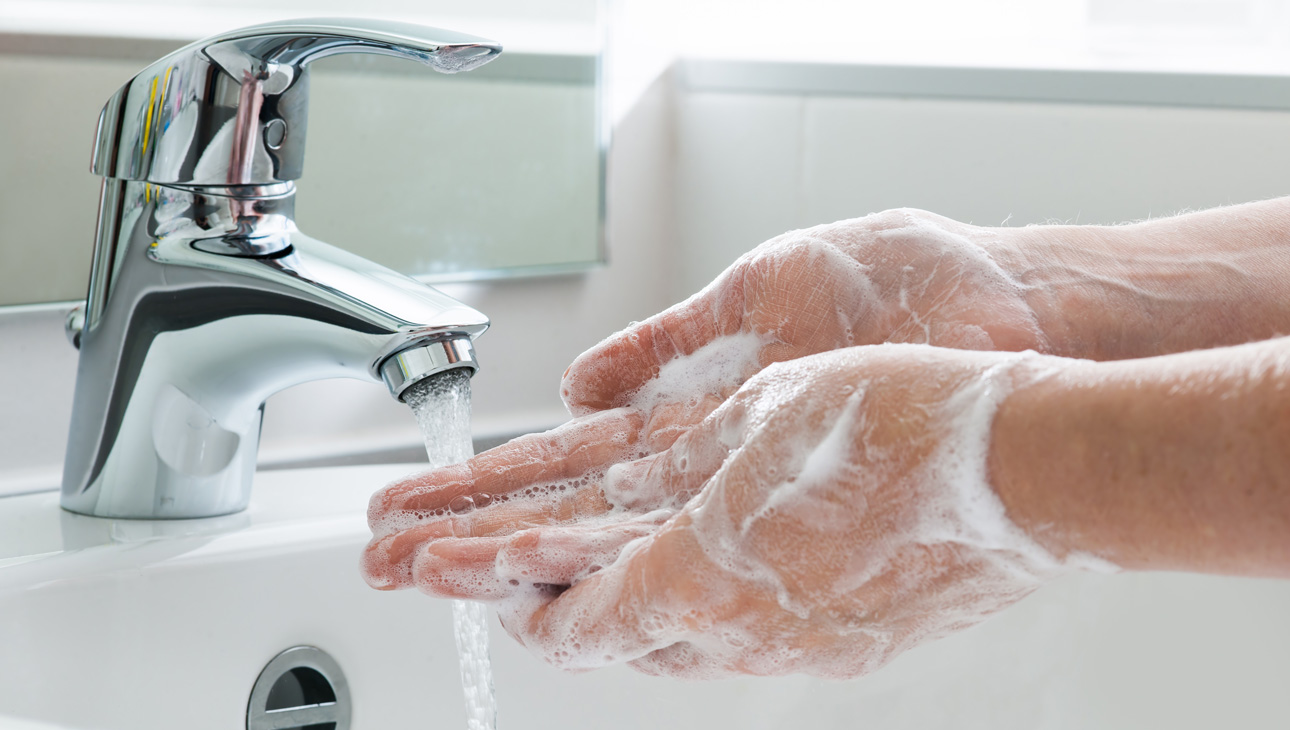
[{"left": 61, "top": 19, "right": 500, "bottom": 519}]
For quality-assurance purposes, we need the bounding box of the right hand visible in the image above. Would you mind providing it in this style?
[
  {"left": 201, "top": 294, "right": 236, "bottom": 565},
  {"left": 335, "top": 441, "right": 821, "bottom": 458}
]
[{"left": 365, "top": 209, "right": 1049, "bottom": 591}]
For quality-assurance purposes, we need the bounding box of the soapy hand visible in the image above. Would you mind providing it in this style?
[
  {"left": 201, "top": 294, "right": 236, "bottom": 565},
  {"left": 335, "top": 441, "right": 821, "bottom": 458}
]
[
  {"left": 364, "top": 209, "right": 1047, "bottom": 593},
  {"left": 366, "top": 345, "right": 1088, "bottom": 678},
  {"left": 362, "top": 200, "right": 1290, "bottom": 677},
  {"left": 363, "top": 209, "right": 1069, "bottom": 677}
]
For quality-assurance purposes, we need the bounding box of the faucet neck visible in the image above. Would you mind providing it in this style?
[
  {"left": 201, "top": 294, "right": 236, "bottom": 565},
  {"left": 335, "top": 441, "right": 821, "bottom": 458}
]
[{"left": 86, "top": 180, "right": 298, "bottom": 333}]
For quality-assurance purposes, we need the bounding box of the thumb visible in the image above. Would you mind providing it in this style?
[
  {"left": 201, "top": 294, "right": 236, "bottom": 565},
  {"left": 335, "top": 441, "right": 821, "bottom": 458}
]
[{"left": 560, "top": 265, "right": 750, "bottom": 416}]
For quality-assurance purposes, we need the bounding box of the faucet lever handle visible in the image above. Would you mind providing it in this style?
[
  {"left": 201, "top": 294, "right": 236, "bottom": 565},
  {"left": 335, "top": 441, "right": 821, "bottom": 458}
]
[{"left": 91, "top": 17, "right": 502, "bottom": 187}]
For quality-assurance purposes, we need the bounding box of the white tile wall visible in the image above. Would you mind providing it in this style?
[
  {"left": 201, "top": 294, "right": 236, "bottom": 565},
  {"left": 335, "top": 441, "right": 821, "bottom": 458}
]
[
  {"left": 674, "top": 92, "right": 803, "bottom": 299},
  {"left": 674, "top": 91, "right": 1290, "bottom": 295},
  {"left": 802, "top": 96, "right": 1290, "bottom": 228}
]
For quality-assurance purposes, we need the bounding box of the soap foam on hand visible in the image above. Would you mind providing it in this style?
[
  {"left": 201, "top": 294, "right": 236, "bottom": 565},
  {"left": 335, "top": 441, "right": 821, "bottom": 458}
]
[
  {"left": 485, "top": 346, "right": 1116, "bottom": 679},
  {"left": 368, "top": 341, "right": 1109, "bottom": 680},
  {"left": 365, "top": 210, "right": 1099, "bottom": 678},
  {"left": 363, "top": 331, "right": 771, "bottom": 606},
  {"left": 626, "top": 330, "right": 766, "bottom": 414}
]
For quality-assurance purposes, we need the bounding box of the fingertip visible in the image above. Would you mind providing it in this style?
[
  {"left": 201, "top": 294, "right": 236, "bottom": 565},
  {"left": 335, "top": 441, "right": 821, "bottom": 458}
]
[
  {"left": 601, "top": 456, "right": 660, "bottom": 510},
  {"left": 359, "top": 558, "right": 401, "bottom": 591},
  {"left": 360, "top": 534, "right": 413, "bottom": 591},
  {"left": 366, "top": 475, "right": 417, "bottom": 527},
  {"left": 559, "top": 342, "right": 641, "bottom": 415},
  {"left": 494, "top": 610, "right": 529, "bottom": 649},
  {"left": 501, "top": 528, "right": 541, "bottom": 555},
  {"left": 561, "top": 291, "right": 729, "bottom": 415},
  {"left": 366, "top": 490, "right": 392, "bottom": 529},
  {"left": 360, "top": 519, "right": 460, "bottom": 592}
]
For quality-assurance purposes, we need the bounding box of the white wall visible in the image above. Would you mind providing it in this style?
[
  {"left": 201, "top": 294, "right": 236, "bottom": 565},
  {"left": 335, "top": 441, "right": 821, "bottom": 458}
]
[{"left": 674, "top": 87, "right": 1290, "bottom": 297}]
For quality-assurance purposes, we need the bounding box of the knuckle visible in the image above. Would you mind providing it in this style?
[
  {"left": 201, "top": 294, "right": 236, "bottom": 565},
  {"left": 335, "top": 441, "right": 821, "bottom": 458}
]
[
  {"left": 860, "top": 206, "right": 947, "bottom": 235},
  {"left": 882, "top": 206, "right": 934, "bottom": 223}
]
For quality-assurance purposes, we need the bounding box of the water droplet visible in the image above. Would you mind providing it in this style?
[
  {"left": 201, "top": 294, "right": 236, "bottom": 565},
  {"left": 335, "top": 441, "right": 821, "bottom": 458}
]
[{"left": 449, "top": 495, "right": 475, "bottom": 514}]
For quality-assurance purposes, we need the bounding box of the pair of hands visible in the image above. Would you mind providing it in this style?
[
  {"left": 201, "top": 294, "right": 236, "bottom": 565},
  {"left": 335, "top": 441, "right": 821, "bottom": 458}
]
[{"left": 363, "top": 208, "right": 1079, "bottom": 678}]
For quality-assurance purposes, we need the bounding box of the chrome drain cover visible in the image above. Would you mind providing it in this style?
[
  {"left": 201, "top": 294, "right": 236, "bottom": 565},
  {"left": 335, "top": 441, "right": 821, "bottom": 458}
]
[{"left": 247, "top": 646, "right": 351, "bottom": 730}]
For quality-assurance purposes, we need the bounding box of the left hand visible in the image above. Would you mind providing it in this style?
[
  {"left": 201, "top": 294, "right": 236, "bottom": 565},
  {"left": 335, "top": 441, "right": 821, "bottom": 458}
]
[{"left": 364, "top": 210, "right": 1051, "bottom": 593}]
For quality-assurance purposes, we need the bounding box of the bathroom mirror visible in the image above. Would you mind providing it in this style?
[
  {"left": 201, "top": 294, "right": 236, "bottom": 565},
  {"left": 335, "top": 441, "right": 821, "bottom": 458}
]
[
  {"left": 298, "top": 47, "right": 602, "bottom": 280},
  {"left": 0, "top": 0, "right": 604, "bottom": 307}
]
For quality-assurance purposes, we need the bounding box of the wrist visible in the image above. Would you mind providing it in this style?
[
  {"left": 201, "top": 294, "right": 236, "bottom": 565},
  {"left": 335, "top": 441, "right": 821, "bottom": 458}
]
[
  {"left": 985, "top": 199, "right": 1290, "bottom": 361},
  {"left": 979, "top": 223, "right": 1138, "bottom": 360},
  {"left": 988, "top": 341, "right": 1290, "bottom": 577},
  {"left": 984, "top": 355, "right": 1117, "bottom": 566}
]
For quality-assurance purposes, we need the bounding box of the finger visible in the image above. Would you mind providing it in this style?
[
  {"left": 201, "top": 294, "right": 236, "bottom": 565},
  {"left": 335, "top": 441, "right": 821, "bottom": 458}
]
[
  {"left": 411, "top": 536, "right": 517, "bottom": 600},
  {"left": 368, "top": 409, "right": 643, "bottom": 526},
  {"left": 602, "top": 406, "right": 734, "bottom": 510},
  {"left": 465, "top": 484, "right": 614, "bottom": 536},
  {"left": 560, "top": 265, "right": 750, "bottom": 416},
  {"left": 639, "top": 392, "right": 725, "bottom": 452},
  {"left": 362, "top": 518, "right": 456, "bottom": 590},
  {"left": 507, "top": 525, "right": 699, "bottom": 671},
  {"left": 362, "top": 482, "right": 616, "bottom": 590},
  {"left": 495, "top": 514, "right": 669, "bottom": 586}
]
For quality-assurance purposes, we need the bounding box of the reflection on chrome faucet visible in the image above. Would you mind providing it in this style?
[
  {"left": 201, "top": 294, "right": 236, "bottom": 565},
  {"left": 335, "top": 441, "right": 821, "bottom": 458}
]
[{"left": 61, "top": 19, "right": 501, "bottom": 519}]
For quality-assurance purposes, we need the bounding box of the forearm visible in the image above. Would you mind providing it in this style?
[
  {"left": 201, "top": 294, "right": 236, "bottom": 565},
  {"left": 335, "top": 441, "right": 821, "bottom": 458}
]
[
  {"left": 989, "top": 336, "right": 1290, "bottom": 577},
  {"left": 988, "top": 198, "right": 1290, "bottom": 360}
]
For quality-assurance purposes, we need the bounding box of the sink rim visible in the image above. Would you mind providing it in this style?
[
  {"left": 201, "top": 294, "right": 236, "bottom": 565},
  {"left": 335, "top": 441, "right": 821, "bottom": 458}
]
[{"left": 0, "top": 462, "right": 426, "bottom": 575}]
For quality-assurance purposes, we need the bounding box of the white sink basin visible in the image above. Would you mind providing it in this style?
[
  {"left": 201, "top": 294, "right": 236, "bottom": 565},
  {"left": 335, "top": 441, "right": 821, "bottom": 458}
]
[{"left": 2, "top": 464, "right": 1289, "bottom": 730}]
